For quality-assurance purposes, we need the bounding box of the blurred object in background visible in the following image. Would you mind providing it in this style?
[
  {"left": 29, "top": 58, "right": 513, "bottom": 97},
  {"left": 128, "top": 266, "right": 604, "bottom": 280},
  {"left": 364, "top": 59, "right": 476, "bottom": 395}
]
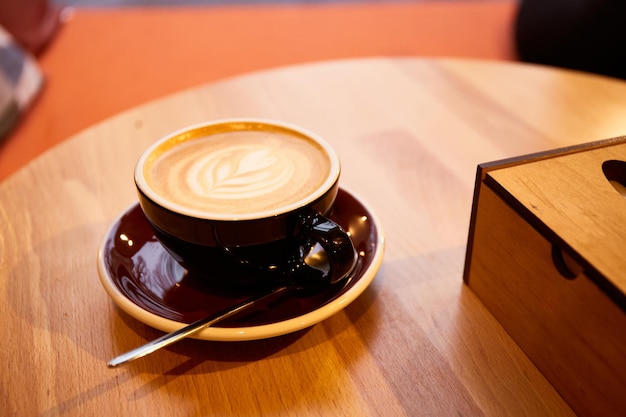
[
  {"left": 0, "top": 0, "right": 63, "bottom": 55},
  {"left": 515, "top": 0, "right": 626, "bottom": 79},
  {"left": 0, "top": 25, "right": 44, "bottom": 140}
]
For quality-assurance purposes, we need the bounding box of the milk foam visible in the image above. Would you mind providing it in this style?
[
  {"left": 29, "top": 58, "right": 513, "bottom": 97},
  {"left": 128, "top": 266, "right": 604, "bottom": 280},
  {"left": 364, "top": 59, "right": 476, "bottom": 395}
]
[
  {"left": 146, "top": 130, "right": 331, "bottom": 215},
  {"left": 186, "top": 145, "right": 293, "bottom": 200}
]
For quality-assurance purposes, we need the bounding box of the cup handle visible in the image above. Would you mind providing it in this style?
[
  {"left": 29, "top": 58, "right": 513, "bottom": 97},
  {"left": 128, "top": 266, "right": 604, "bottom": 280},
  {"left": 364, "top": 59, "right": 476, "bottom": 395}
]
[{"left": 296, "top": 212, "right": 358, "bottom": 285}]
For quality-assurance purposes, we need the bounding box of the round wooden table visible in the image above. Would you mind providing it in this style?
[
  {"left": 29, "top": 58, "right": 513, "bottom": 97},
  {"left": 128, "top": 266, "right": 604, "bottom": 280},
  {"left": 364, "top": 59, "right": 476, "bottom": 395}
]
[{"left": 3, "top": 58, "right": 626, "bottom": 416}]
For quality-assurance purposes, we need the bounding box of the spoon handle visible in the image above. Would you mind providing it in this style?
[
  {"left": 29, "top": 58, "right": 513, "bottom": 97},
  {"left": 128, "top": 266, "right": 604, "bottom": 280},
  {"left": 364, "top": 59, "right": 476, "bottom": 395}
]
[{"left": 107, "top": 285, "right": 290, "bottom": 368}]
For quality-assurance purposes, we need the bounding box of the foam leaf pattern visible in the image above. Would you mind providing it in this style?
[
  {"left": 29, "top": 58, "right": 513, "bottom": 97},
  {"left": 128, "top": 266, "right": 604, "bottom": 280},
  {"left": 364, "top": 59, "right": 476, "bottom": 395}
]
[{"left": 187, "top": 145, "right": 294, "bottom": 200}]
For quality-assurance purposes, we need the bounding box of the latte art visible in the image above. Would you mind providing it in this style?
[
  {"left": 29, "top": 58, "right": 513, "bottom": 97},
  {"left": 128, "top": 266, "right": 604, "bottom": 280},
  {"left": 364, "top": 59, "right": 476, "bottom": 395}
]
[
  {"left": 187, "top": 145, "right": 294, "bottom": 200},
  {"left": 144, "top": 129, "right": 333, "bottom": 216}
]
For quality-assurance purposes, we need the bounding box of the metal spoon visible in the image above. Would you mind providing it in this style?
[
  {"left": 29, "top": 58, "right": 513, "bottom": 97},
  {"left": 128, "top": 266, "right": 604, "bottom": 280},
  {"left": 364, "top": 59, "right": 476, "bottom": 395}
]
[
  {"left": 107, "top": 285, "right": 291, "bottom": 368},
  {"left": 107, "top": 246, "right": 356, "bottom": 368}
]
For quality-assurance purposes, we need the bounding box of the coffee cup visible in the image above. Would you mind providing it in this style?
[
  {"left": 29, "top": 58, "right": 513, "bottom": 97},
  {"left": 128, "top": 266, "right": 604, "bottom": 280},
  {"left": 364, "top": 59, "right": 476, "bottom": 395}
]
[{"left": 134, "top": 119, "right": 357, "bottom": 291}]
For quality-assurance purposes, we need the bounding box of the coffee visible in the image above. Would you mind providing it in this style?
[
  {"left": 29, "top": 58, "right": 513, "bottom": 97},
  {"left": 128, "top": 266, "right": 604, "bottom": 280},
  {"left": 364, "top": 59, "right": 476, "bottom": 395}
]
[{"left": 141, "top": 123, "right": 334, "bottom": 217}]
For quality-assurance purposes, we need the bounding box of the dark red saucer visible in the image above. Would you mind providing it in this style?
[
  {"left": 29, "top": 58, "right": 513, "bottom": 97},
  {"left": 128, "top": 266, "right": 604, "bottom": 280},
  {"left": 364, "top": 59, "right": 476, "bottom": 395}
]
[{"left": 97, "top": 188, "right": 383, "bottom": 341}]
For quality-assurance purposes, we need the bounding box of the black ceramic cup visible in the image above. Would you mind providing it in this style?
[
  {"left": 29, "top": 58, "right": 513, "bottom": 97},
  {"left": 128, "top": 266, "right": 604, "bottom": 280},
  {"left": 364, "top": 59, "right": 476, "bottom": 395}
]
[{"left": 134, "top": 119, "right": 357, "bottom": 290}]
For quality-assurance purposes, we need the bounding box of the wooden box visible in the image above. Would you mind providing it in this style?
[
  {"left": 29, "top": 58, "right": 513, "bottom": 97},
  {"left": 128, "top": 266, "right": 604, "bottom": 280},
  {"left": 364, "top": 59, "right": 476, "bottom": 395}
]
[{"left": 464, "top": 137, "right": 626, "bottom": 416}]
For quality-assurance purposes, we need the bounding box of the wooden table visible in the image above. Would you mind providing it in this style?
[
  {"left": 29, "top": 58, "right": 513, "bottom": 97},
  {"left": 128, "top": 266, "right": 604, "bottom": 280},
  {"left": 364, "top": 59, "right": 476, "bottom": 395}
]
[{"left": 3, "top": 57, "right": 626, "bottom": 416}]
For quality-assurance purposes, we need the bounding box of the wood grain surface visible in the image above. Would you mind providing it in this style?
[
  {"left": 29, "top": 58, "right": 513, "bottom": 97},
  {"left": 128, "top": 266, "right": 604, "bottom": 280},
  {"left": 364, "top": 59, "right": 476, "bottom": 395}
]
[{"left": 3, "top": 58, "right": 626, "bottom": 416}]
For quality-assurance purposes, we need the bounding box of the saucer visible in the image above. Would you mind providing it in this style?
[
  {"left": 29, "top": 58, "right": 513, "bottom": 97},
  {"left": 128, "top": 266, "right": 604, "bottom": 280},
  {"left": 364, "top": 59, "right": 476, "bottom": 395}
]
[{"left": 97, "top": 188, "right": 384, "bottom": 341}]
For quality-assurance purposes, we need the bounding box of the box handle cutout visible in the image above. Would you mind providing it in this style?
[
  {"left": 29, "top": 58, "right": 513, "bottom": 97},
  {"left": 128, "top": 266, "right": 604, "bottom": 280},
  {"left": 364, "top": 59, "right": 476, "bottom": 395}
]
[
  {"left": 602, "top": 160, "right": 626, "bottom": 198},
  {"left": 551, "top": 245, "right": 583, "bottom": 280}
]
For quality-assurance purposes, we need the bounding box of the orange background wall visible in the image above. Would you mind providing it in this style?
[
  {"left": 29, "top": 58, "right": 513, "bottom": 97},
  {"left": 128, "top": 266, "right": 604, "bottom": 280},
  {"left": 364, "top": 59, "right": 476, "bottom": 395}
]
[{"left": 0, "top": 0, "right": 519, "bottom": 181}]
